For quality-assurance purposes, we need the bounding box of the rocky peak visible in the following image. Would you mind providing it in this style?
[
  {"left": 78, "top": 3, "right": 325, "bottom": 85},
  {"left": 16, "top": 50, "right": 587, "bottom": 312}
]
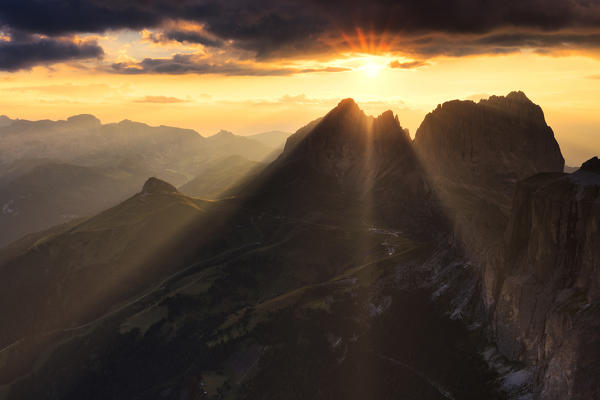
[
  {"left": 141, "top": 177, "right": 178, "bottom": 194},
  {"left": 275, "top": 98, "right": 417, "bottom": 191},
  {"left": 414, "top": 91, "right": 564, "bottom": 191},
  {"left": 335, "top": 97, "right": 361, "bottom": 112},
  {"left": 579, "top": 156, "right": 600, "bottom": 174},
  {"left": 480, "top": 90, "right": 546, "bottom": 124},
  {"left": 373, "top": 110, "right": 408, "bottom": 140}
]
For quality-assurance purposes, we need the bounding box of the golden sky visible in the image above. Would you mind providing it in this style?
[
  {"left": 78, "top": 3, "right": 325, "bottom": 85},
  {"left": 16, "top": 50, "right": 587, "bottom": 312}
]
[{"left": 0, "top": 2, "right": 599, "bottom": 165}]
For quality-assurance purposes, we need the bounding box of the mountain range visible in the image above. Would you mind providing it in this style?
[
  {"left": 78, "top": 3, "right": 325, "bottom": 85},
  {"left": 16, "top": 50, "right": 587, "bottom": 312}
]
[
  {"left": 0, "top": 117, "right": 289, "bottom": 246},
  {"left": 0, "top": 93, "right": 597, "bottom": 400}
]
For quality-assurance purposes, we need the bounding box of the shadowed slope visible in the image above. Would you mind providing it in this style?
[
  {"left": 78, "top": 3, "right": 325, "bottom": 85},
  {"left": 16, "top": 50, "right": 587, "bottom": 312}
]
[
  {"left": 238, "top": 98, "right": 438, "bottom": 233},
  {"left": 0, "top": 178, "right": 212, "bottom": 350}
]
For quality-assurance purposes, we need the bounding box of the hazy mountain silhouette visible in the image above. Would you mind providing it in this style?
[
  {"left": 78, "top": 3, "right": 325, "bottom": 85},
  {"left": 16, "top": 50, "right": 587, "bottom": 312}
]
[
  {"left": 0, "top": 117, "right": 287, "bottom": 246},
  {"left": 0, "top": 94, "right": 597, "bottom": 400},
  {"left": 179, "top": 155, "right": 265, "bottom": 199},
  {"left": 205, "top": 130, "right": 281, "bottom": 162},
  {"left": 246, "top": 130, "right": 290, "bottom": 148}
]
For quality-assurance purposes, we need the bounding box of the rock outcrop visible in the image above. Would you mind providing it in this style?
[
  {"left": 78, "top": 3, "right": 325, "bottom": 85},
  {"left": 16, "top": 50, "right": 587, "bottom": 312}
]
[
  {"left": 142, "top": 176, "right": 178, "bottom": 194},
  {"left": 414, "top": 91, "right": 564, "bottom": 190},
  {"left": 484, "top": 160, "right": 600, "bottom": 399},
  {"left": 413, "top": 92, "right": 565, "bottom": 258},
  {"left": 414, "top": 92, "right": 598, "bottom": 399}
]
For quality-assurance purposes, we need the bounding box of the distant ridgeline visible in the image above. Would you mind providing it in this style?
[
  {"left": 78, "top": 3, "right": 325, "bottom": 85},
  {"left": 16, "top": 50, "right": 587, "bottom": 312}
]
[{"left": 0, "top": 117, "right": 289, "bottom": 246}]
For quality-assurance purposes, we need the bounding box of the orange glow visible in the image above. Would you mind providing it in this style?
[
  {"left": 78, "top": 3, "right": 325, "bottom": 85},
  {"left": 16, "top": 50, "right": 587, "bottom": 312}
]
[{"left": 0, "top": 32, "right": 598, "bottom": 165}]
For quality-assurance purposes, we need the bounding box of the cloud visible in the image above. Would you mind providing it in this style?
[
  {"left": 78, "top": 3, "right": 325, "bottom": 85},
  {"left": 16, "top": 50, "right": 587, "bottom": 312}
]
[
  {"left": 2, "top": 0, "right": 600, "bottom": 70},
  {"left": 111, "top": 53, "right": 352, "bottom": 75},
  {"left": 111, "top": 53, "right": 294, "bottom": 75},
  {"left": 134, "top": 95, "right": 189, "bottom": 103},
  {"left": 143, "top": 28, "right": 224, "bottom": 48},
  {"left": 0, "top": 34, "right": 103, "bottom": 71},
  {"left": 4, "top": 83, "right": 112, "bottom": 95},
  {"left": 389, "top": 60, "right": 429, "bottom": 69},
  {"left": 299, "top": 66, "right": 351, "bottom": 73}
]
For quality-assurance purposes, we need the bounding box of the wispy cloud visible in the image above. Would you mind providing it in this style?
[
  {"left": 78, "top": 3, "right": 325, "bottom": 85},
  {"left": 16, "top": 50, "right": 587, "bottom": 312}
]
[
  {"left": 134, "top": 95, "right": 189, "bottom": 103},
  {"left": 389, "top": 60, "right": 429, "bottom": 69}
]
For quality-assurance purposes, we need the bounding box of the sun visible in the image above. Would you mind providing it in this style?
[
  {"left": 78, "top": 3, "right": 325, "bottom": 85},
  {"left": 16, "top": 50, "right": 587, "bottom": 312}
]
[{"left": 361, "top": 62, "right": 381, "bottom": 78}]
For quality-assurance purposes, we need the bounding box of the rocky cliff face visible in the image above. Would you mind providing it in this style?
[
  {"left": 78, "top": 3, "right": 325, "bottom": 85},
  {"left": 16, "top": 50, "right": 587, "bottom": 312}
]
[
  {"left": 483, "top": 162, "right": 600, "bottom": 399},
  {"left": 413, "top": 92, "right": 565, "bottom": 259},
  {"left": 414, "top": 91, "right": 564, "bottom": 190},
  {"left": 414, "top": 92, "right": 598, "bottom": 399}
]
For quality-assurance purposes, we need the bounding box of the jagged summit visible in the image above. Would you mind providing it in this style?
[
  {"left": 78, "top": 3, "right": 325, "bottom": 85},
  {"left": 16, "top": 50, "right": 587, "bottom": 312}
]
[
  {"left": 262, "top": 98, "right": 418, "bottom": 198},
  {"left": 500, "top": 90, "right": 530, "bottom": 102},
  {"left": 414, "top": 90, "right": 564, "bottom": 187},
  {"left": 335, "top": 97, "right": 360, "bottom": 111},
  {"left": 141, "top": 177, "right": 178, "bottom": 194}
]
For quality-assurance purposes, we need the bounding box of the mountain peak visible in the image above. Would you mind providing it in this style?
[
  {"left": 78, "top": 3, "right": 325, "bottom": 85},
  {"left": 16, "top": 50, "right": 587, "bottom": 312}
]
[
  {"left": 211, "top": 129, "right": 235, "bottom": 139},
  {"left": 579, "top": 156, "right": 600, "bottom": 175},
  {"left": 337, "top": 98, "right": 358, "bottom": 109},
  {"left": 414, "top": 91, "right": 564, "bottom": 187},
  {"left": 274, "top": 98, "right": 415, "bottom": 188},
  {"left": 66, "top": 114, "right": 101, "bottom": 127},
  {"left": 505, "top": 90, "right": 531, "bottom": 102},
  {"left": 325, "top": 98, "right": 362, "bottom": 119},
  {"left": 141, "top": 177, "right": 178, "bottom": 194}
]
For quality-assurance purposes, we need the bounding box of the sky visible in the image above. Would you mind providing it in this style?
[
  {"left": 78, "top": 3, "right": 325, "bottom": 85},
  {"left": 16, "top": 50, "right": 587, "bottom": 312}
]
[{"left": 0, "top": 0, "right": 599, "bottom": 165}]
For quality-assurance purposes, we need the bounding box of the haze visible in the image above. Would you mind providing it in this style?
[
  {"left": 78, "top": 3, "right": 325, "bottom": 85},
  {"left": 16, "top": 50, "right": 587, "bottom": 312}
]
[{"left": 1, "top": 1, "right": 599, "bottom": 165}]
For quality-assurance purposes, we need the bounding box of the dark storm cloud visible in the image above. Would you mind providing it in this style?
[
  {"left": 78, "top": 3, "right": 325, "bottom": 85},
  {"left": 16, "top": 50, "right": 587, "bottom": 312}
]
[
  {"left": 145, "top": 29, "right": 225, "bottom": 48},
  {"left": 3, "top": 1, "right": 600, "bottom": 37},
  {"left": 1, "top": 0, "right": 600, "bottom": 70},
  {"left": 0, "top": 34, "right": 103, "bottom": 71},
  {"left": 474, "top": 32, "right": 600, "bottom": 49}
]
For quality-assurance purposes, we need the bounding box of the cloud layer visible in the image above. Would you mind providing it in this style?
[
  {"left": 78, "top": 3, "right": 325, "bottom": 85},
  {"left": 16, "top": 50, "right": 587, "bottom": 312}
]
[
  {"left": 0, "top": 33, "right": 103, "bottom": 71},
  {"left": 1, "top": 0, "right": 599, "bottom": 71}
]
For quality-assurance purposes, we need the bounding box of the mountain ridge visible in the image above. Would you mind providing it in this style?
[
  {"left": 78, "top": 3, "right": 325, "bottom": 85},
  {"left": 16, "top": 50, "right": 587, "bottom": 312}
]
[{"left": 0, "top": 92, "right": 597, "bottom": 400}]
